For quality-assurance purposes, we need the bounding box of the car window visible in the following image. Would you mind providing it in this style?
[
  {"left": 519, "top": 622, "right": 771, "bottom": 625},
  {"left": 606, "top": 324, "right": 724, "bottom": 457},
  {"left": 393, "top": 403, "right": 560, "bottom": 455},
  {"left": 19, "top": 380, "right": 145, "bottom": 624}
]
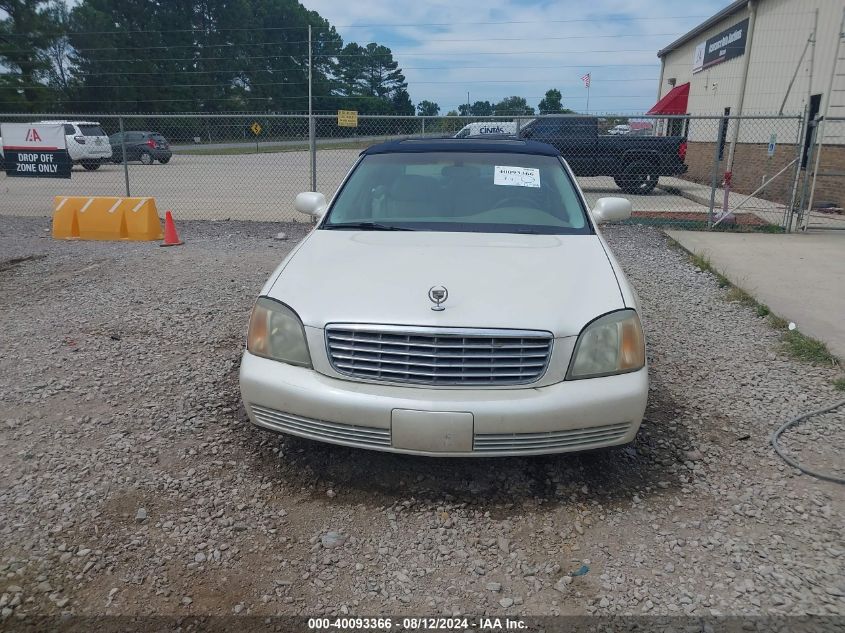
[
  {"left": 323, "top": 151, "right": 590, "bottom": 235},
  {"left": 151, "top": 134, "right": 167, "bottom": 143},
  {"left": 78, "top": 124, "right": 106, "bottom": 137},
  {"left": 128, "top": 133, "right": 144, "bottom": 142},
  {"left": 64, "top": 124, "right": 75, "bottom": 135}
]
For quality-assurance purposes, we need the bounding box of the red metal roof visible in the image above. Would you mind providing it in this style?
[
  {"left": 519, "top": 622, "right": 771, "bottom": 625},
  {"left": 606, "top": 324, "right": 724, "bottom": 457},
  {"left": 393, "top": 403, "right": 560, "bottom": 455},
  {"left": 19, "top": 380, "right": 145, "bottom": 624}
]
[{"left": 647, "top": 83, "right": 690, "bottom": 115}]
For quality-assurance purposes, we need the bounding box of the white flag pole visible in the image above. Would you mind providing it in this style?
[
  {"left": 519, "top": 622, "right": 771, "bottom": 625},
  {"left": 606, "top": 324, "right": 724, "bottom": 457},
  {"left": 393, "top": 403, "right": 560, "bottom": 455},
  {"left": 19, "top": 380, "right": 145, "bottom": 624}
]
[{"left": 586, "top": 72, "right": 590, "bottom": 113}]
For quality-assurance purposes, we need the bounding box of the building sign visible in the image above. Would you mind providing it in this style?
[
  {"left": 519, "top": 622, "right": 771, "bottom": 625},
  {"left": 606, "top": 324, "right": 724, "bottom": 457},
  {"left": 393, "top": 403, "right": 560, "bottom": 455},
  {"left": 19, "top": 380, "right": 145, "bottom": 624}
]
[
  {"left": 337, "top": 110, "right": 358, "bottom": 127},
  {"left": 692, "top": 42, "right": 706, "bottom": 74},
  {"left": 768, "top": 133, "right": 777, "bottom": 157},
  {"left": 1, "top": 123, "right": 71, "bottom": 178},
  {"left": 692, "top": 18, "right": 749, "bottom": 74}
]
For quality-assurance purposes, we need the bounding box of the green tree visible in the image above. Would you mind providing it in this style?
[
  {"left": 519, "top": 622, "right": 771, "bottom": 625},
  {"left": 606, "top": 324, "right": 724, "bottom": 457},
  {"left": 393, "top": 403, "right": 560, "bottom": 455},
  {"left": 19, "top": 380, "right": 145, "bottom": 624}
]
[
  {"left": 391, "top": 88, "right": 413, "bottom": 115},
  {"left": 0, "top": 0, "right": 61, "bottom": 110},
  {"left": 538, "top": 89, "right": 563, "bottom": 114},
  {"left": 416, "top": 99, "right": 439, "bottom": 116},
  {"left": 493, "top": 96, "right": 534, "bottom": 116},
  {"left": 470, "top": 100, "right": 493, "bottom": 116},
  {"left": 339, "top": 42, "right": 406, "bottom": 100},
  {"left": 65, "top": 0, "right": 345, "bottom": 113}
]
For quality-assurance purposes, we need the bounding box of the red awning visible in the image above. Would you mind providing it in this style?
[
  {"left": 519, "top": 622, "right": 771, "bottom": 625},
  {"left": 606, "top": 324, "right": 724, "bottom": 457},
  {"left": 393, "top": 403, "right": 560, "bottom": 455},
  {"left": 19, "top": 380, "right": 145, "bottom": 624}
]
[{"left": 647, "top": 82, "right": 689, "bottom": 115}]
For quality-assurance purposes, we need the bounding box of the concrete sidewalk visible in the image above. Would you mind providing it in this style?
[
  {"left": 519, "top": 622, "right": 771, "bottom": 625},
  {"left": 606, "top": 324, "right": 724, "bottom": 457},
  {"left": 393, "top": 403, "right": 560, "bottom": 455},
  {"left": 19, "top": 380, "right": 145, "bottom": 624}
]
[{"left": 666, "top": 230, "right": 845, "bottom": 361}]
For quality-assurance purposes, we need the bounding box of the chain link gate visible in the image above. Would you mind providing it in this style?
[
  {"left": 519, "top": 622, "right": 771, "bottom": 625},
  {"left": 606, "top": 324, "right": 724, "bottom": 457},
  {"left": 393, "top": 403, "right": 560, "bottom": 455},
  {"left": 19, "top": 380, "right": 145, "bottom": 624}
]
[{"left": 1, "top": 112, "right": 810, "bottom": 230}]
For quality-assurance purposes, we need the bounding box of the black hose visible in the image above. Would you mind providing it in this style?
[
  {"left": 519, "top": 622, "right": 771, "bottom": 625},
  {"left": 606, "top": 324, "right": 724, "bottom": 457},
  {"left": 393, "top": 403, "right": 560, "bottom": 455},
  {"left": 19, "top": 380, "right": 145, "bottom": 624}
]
[{"left": 771, "top": 398, "right": 845, "bottom": 484}]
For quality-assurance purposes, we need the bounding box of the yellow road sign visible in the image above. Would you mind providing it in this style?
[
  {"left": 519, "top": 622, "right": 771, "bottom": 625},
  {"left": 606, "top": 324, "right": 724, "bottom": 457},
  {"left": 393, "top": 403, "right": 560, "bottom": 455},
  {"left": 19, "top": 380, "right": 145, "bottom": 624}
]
[
  {"left": 250, "top": 122, "right": 262, "bottom": 136},
  {"left": 337, "top": 110, "right": 358, "bottom": 128}
]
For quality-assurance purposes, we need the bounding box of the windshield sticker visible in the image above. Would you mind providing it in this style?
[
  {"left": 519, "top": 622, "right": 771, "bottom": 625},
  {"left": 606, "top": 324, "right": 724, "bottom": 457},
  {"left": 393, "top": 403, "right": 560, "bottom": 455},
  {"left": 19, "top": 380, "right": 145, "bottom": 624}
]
[{"left": 494, "top": 166, "right": 540, "bottom": 188}]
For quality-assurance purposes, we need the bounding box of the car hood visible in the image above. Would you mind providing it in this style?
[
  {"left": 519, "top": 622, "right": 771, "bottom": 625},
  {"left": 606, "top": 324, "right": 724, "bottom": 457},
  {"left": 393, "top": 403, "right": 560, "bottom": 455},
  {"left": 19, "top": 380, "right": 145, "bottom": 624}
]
[{"left": 268, "top": 230, "right": 625, "bottom": 336}]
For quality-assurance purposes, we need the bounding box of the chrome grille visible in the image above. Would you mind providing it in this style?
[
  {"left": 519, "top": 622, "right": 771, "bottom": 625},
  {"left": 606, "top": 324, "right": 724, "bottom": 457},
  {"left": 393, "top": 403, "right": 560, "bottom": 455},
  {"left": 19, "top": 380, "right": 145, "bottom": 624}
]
[
  {"left": 250, "top": 404, "right": 391, "bottom": 448},
  {"left": 474, "top": 422, "right": 631, "bottom": 454},
  {"left": 325, "top": 325, "right": 552, "bottom": 386}
]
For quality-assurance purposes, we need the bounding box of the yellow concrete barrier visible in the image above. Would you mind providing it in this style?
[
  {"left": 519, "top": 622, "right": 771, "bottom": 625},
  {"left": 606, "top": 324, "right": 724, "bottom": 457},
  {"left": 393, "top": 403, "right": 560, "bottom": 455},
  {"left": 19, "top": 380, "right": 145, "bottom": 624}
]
[{"left": 52, "top": 196, "right": 164, "bottom": 241}]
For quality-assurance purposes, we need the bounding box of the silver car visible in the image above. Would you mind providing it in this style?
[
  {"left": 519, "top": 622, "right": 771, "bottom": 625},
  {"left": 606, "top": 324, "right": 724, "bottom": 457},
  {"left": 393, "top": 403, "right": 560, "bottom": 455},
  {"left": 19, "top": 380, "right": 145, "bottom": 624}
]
[{"left": 240, "top": 138, "right": 647, "bottom": 456}]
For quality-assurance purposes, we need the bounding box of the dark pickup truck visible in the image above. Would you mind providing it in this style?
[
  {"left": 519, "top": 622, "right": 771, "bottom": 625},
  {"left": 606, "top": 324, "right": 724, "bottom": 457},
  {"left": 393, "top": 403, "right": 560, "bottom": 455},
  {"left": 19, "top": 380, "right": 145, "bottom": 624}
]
[{"left": 518, "top": 116, "right": 687, "bottom": 194}]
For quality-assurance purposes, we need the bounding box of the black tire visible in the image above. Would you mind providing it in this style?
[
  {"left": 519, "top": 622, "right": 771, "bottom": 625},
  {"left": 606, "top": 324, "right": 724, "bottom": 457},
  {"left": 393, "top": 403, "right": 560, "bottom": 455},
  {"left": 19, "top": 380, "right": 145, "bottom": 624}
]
[
  {"left": 139, "top": 150, "right": 153, "bottom": 165},
  {"left": 615, "top": 160, "right": 658, "bottom": 195},
  {"left": 158, "top": 156, "right": 171, "bottom": 164},
  {"left": 81, "top": 161, "right": 101, "bottom": 171}
]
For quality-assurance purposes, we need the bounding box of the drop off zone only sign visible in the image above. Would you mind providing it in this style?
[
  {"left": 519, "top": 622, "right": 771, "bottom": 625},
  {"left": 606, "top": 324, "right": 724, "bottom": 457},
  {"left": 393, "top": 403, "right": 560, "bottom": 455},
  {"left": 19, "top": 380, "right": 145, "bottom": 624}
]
[{"left": 1, "top": 123, "right": 71, "bottom": 178}]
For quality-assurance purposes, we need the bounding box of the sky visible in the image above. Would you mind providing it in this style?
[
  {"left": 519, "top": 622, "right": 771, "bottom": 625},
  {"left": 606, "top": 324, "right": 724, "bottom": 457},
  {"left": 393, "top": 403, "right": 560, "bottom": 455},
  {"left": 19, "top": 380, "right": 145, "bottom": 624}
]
[{"left": 306, "top": 0, "right": 733, "bottom": 114}]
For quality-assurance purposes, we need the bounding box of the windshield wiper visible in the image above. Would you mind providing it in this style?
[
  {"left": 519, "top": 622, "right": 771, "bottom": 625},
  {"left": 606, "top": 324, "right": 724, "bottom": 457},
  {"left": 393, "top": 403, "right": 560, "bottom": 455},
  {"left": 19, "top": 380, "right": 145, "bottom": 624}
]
[{"left": 324, "top": 222, "right": 415, "bottom": 231}]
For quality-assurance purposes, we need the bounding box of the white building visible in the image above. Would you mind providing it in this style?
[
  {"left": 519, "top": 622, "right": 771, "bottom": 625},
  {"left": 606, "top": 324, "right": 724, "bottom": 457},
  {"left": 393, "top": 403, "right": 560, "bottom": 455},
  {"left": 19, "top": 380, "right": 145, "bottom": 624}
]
[
  {"left": 654, "top": 0, "right": 845, "bottom": 120},
  {"left": 650, "top": 0, "right": 845, "bottom": 207}
]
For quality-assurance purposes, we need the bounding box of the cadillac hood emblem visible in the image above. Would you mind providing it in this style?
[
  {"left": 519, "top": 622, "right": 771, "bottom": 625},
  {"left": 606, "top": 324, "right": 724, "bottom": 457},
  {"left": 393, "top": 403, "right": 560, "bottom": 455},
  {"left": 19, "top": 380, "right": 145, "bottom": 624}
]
[{"left": 428, "top": 286, "right": 448, "bottom": 311}]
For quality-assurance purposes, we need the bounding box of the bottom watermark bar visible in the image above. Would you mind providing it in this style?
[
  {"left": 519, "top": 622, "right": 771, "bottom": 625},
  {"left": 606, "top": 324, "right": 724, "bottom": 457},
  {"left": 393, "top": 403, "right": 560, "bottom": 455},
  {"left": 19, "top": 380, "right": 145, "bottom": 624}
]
[{"left": 0, "top": 616, "right": 842, "bottom": 633}]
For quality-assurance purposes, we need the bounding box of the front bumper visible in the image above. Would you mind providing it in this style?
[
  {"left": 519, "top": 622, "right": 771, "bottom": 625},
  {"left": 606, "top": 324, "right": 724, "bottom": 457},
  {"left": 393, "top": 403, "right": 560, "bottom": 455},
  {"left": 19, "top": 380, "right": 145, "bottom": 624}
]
[{"left": 239, "top": 351, "right": 648, "bottom": 457}]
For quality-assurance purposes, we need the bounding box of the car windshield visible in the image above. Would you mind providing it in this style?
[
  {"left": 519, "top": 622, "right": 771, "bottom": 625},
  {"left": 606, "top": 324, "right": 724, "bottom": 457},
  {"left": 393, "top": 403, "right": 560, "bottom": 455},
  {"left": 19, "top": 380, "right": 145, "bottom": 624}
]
[
  {"left": 322, "top": 151, "right": 590, "bottom": 234},
  {"left": 79, "top": 124, "right": 106, "bottom": 137}
]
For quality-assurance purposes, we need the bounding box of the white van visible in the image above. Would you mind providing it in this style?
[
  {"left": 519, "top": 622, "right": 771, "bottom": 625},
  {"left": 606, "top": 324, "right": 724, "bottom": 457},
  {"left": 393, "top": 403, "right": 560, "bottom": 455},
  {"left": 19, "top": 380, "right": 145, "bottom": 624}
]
[
  {"left": 36, "top": 120, "right": 113, "bottom": 170},
  {"left": 454, "top": 122, "right": 517, "bottom": 138}
]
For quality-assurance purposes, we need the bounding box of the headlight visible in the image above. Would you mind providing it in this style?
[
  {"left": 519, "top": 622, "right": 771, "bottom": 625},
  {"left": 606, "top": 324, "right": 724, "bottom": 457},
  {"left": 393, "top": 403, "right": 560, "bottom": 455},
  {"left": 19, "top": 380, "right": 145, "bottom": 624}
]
[
  {"left": 567, "top": 310, "right": 644, "bottom": 379},
  {"left": 246, "top": 297, "right": 312, "bottom": 368}
]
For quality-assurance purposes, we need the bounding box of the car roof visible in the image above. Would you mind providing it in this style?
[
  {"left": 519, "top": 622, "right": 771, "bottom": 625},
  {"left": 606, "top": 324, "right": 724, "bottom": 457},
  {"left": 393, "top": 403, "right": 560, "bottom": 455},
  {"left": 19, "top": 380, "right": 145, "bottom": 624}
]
[
  {"left": 37, "top": 120, "right": 102, "bottom": 125},
  {"left": 362, "top": 138, "right": 560, "bottom": 157}
]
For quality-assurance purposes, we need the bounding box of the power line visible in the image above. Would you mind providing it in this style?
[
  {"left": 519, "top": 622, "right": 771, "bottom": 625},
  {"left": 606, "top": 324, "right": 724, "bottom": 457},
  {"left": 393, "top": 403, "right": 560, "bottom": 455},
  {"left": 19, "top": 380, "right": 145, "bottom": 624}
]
[
  {"left": 0, "top": 15, "right": 715, "bottom": 38},
  {"left": 0, "top": 93, "right": 656, "bottom": 106},
  {"left": 1, "top": 78, "right": 658, "bottom": 89}
]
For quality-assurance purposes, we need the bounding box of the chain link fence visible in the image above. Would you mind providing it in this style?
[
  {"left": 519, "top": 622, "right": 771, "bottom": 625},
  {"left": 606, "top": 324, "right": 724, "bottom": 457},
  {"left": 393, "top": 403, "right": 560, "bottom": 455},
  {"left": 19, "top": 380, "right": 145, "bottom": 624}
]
[{"left": 3, "top": 112, "right": 838, "bottom": 231}]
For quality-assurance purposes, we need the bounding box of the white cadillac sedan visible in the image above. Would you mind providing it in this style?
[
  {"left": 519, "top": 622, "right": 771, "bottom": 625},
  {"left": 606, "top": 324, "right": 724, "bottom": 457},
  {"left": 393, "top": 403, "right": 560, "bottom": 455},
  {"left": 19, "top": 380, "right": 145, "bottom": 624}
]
[{"left": 239, "top": 138, "right": 647, "bottom": 456}]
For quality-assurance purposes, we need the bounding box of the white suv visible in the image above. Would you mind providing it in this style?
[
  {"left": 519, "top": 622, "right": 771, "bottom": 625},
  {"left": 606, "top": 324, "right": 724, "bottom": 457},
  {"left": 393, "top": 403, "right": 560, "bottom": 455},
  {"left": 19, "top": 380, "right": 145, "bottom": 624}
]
[{"left": 37, "top": 120, "right": 113, "bottom": 170}]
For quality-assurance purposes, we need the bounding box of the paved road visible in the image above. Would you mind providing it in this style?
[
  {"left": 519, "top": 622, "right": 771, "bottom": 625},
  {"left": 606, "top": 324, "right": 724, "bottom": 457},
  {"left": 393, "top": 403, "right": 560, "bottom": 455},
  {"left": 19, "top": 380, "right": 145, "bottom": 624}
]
[
  {"left": 1, "top": 149, "right": 706, "bottom": 221},
  {"left": 667, "top": 230, "right": 845, "bottom": 361},
  {"left": 171, "top": 134, "right": 404, "bottom": 152}
]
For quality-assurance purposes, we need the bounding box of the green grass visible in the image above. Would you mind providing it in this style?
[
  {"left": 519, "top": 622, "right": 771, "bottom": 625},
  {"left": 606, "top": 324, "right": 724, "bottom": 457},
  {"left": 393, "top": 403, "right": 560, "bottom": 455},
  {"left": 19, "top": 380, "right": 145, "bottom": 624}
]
[
  {"left": 833, "top": 377, "right": 845, "bottom": 391},
  {"left": 781, "top": 330, "right": 839, "bottom": 365},
  {"left": 769, "top": 314, "right": 789, "bottom": 330},
  {"left": 726, "top": 286, "right": 757, "bottom": 307},
  {"left": 689, "top": 252, "right": 714, "bottom": 273},
  {"left": 175, "top": 141, "right": 372, "bottom": 156}
]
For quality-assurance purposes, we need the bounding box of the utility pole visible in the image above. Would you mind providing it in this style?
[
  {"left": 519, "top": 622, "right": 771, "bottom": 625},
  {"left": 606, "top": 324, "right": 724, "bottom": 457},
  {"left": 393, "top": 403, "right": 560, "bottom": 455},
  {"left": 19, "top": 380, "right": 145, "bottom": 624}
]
[
  {"left": 308, "top": 24, "right": 316, "bottom": 193},
  {"left": 725, "top": 0, "right": 758, "bottom": 173}
]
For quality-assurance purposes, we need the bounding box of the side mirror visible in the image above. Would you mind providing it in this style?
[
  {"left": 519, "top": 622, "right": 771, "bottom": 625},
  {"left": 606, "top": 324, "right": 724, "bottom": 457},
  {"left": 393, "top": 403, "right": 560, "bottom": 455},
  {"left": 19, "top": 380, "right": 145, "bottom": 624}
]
[
  {"left": 592, "top": 197, "right": 632, "bottom": 223},
  {"left": 294, "top": 192, "right": 327, "bottom": 219},
  {"left": 521, "top": 128, "right": 532, "bottom": 139}
]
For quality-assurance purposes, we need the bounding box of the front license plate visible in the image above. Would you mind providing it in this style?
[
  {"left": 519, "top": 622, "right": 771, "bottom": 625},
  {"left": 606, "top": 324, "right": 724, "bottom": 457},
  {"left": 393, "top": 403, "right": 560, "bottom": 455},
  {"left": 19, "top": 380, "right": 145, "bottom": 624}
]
[{"left": 391, "top": 409, "right": 473, "bottom": 453}]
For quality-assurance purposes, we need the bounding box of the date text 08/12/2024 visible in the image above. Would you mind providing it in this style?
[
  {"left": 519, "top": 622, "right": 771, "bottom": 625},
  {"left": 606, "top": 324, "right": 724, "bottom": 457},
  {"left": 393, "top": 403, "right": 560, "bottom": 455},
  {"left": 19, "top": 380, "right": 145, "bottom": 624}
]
[{"left": 307, "top": 617, "right": 528, "bottom": 630}]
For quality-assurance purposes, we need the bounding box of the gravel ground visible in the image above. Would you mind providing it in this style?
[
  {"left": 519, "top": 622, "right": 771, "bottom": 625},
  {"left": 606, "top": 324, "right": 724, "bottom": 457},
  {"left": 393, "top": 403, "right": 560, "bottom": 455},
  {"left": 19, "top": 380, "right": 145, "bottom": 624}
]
[{"left": 0, "top": 216, "right": 843, "bottom": 622}]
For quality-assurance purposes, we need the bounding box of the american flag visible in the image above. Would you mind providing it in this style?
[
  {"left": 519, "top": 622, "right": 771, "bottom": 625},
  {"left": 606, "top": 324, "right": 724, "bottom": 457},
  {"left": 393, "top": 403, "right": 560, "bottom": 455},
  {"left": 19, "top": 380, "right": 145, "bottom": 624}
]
[{"left": 581, "top": 72, "right": 591, "bottom": 88}]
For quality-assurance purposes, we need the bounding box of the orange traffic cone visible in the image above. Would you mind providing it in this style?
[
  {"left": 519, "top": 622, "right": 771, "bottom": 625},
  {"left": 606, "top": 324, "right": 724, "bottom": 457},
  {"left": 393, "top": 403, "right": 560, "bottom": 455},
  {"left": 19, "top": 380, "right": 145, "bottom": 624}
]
[{"left": 160, "top": 210, "right": 184, "bottom": 247}]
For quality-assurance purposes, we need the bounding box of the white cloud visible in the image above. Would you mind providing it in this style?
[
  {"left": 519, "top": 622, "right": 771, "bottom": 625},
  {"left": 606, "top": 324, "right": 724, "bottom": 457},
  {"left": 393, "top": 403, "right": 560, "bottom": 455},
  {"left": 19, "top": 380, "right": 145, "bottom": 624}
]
[{"left": 306, "top": 0, "right": 731, "bottom": 113}]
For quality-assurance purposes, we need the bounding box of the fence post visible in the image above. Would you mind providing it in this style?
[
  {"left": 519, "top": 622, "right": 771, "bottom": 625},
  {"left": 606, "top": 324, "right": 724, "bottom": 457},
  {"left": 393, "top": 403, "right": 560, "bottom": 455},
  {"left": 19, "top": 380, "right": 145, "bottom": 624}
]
[
  {"left": 119, "top": 116, "right": 130, "bottom": 197},
  {"left": 785, "top": 108, "right": 810, "bottom": 231},
  {"left": 309, "top": 117, "right": 317, "bottom": 192},
  {"left": 796, "top": 118, "right": 819, "bottom": 230},
  {"left": 707, "top": 117, "right": 726, "bottom": 227}
]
